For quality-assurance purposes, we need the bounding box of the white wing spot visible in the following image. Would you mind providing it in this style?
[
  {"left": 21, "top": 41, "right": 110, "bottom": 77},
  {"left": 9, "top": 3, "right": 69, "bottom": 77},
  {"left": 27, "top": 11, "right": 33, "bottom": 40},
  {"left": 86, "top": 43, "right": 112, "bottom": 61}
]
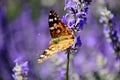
[
  {"left": 49, "top": 19, "right": 53, "bottom": 22},
  {"left": 50, "top": 27, "right": 54, "bottom": 30},
  {"left": 40, "top": 55, "right": 45, "bottom": 58},
  {"left": 45, "top": 49, "right": 49, "bottom": 52},
  {"left": 49, "top": 13, "right": 52, "bottom": 15},
  {"left": 54, "top": 17, "right": 57, "bottom": 20}
]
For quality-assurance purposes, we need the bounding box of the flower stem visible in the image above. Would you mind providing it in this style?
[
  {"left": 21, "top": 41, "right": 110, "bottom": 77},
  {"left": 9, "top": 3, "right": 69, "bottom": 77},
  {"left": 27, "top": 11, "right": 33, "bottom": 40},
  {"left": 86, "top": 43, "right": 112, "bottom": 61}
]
[
  {"left": 117, "top": 58, "right": 120, "bottom": 79},
  {"left": 66, "top": 50, "right": 71, "bottom": 80}
]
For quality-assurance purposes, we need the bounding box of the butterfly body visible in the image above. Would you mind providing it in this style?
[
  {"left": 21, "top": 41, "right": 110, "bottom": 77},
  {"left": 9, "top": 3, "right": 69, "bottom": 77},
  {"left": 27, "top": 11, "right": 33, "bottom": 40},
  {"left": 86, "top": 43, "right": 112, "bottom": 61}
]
[{"left": 38, "top": 10, "right": 75, "bottom": 63}]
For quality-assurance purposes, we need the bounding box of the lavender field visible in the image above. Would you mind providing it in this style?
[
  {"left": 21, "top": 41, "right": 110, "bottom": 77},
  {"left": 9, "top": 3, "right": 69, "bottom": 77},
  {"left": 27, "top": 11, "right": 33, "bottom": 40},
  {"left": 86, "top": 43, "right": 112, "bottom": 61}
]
[{"left": 0, "top": 0, "right": 120, "bottom": 80}]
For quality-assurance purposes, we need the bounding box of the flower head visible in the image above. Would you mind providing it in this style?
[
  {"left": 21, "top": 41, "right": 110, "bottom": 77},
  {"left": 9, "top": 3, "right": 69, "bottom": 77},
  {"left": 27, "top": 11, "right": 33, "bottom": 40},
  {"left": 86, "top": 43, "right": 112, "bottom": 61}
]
[
  {"left": 65, "top": 0, "right": 79, "bottom": 10},
  {"left": 63, "top": 0, "right": 92, "bottom": 51},
  {"left": 64, "top": 0, "right": 92, "bottom": 30},
  {"left": 12, "top": 57, "right": 29, "bottom": 80}
]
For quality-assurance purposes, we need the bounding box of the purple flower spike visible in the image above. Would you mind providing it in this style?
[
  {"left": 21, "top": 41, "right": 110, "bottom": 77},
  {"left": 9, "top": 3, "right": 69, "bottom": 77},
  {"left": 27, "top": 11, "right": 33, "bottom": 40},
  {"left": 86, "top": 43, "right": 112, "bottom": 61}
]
[
  {"left": 13, "top": 57, "right": 29, "bottom": 80},
  {"left": 63, "top": 0, "right": 92, "bottom": 31},
  {"left": 100, "top": 8, "right": 120, "bottom": 58},
  {"left": 63, "top": 0, "right": 92, "bottom": 51}
]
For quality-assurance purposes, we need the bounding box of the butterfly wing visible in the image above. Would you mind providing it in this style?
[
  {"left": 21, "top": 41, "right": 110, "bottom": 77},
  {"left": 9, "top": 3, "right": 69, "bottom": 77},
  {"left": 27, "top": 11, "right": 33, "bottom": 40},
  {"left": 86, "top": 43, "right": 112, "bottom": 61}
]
[
  {"left": 49, "top": 10, "right": 73, "bottom": 38},
  {"left": 38, "top": 10, "right": 75, "bottom": 63},
  {"left": 38, "top": 38, "right": 74, "bottom": 63}
]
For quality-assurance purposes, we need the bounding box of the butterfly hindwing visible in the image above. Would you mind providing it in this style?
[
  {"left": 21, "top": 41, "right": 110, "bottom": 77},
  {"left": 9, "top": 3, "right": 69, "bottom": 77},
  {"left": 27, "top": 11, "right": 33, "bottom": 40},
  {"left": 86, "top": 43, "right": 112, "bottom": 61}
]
[{"left": 38, "top": 38, "right": 74, "bottom": 63}]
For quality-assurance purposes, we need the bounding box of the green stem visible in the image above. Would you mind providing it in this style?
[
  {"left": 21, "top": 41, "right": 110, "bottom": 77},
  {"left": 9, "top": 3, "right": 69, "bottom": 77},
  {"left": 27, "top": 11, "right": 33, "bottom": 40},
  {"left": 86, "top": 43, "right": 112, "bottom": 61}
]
[
  {"left": 117, "top": 59, "right": 120, "bottom": 79},
  {"left": 66, "top": 50, "right": 70, "bottom": 80}
]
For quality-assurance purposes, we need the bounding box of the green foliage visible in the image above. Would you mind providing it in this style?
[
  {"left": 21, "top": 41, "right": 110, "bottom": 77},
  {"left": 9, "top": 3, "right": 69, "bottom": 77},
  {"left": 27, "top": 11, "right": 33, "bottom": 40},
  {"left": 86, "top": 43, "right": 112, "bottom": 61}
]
[
  {"left": 7, "top": 1, "right": 21, "bottom": 21},
  {"left": 30, "top": 0, "right": 40, "bottom": 20}
]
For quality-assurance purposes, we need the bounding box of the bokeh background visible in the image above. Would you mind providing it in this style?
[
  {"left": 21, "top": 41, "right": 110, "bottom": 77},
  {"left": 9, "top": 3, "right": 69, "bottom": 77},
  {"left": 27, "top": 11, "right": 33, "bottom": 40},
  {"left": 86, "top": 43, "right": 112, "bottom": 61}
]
[{"left": 0, "top": 0, "right": 120, "bottom": 80}]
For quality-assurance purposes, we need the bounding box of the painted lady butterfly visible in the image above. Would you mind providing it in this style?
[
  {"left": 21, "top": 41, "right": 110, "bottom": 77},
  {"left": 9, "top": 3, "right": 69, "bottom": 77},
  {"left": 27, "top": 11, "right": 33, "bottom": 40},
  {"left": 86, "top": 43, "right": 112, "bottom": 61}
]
[{"left": 38, "top": 10, "right": 75, "bottom": 63}]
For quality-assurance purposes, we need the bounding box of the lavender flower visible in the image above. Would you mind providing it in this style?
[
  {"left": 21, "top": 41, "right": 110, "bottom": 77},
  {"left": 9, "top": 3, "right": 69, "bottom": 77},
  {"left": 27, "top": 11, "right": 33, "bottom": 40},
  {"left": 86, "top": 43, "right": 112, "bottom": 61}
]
[
  {"left": 99, "top": 8, "right": 120, "bottom": 79},
  {"left": 63, "top": 0, "right": 92, "bottom": 49},
  {"left": 64, "top": 0, "right": 92, "bottom": 31},
  {"left": 63, "top": 0, "right": 92, "bottom": 80},
  {"left": 99, "top": 8, "right": 120, "bottom": 58},
  {"left": 12, "top": 57, "right": 29, "bottom": 80}
]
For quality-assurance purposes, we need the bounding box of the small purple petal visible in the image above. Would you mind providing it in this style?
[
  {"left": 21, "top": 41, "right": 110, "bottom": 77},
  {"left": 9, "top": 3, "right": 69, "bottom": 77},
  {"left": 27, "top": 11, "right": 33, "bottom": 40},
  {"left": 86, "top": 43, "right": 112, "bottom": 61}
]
[
  {"left": 14, "top": 57, "right": 22, "bottom": 63},
  {"left": 21, "top": 61, "right": 29, "bottom": 74},
  {"left": 83, "top": 7, "right": 88, "bottom": 13},
  {"left": 68, "top": 19, "right": 75, "bottom": 28},
  {"left": 76, "top": 12, "right": 86, "bottom": 18},
  {"left": 76, "top": 18, "right": 87, "bottom": 30},
  {"left": 64, "top": 0, "right": 78, "bottom": 10},
  {"left": 62, "top": 13, "right": 69, "bottom": 24},
  {"left": 103, "top": 26, "right": 110, "bottom": 36},
  {"left": 75, "top": 36, "right": 82, "bottom": 47}
]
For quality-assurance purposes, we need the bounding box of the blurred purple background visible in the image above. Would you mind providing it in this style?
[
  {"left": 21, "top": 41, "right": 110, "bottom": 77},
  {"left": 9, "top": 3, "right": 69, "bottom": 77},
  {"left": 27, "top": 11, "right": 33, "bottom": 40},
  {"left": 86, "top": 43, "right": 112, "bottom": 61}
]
[{"left": 0, "top": 0, "right": 120, "bottom": 80}]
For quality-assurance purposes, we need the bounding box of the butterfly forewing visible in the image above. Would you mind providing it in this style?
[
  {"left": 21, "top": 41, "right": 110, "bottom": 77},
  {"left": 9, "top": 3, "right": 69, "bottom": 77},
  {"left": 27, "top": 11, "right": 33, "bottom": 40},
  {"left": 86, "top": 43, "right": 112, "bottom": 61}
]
[{"left": 49, "top": 10, "right": 73, "bottom": 38}]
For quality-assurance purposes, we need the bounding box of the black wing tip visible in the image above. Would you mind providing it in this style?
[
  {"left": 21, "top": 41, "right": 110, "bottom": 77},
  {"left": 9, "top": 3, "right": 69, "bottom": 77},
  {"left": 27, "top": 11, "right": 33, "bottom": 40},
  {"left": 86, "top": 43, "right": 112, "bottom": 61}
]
[{"left": 49, "top": 9, "right": 58, "bottom": 15}]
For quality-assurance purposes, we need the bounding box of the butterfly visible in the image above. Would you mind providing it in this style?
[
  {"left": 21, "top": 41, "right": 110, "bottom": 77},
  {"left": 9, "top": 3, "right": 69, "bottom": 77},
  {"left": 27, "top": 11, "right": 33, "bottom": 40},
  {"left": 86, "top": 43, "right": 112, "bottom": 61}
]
[{"left": 38, "top": 10, "right": 75, "bottom": 63}]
